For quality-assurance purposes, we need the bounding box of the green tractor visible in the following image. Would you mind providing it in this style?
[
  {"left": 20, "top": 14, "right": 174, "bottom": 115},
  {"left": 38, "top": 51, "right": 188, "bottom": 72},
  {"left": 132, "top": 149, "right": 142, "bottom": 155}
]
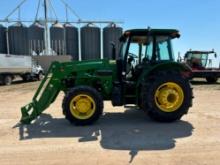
[{"left": 21, "top": 28, "right": 193, "bottom": 125}]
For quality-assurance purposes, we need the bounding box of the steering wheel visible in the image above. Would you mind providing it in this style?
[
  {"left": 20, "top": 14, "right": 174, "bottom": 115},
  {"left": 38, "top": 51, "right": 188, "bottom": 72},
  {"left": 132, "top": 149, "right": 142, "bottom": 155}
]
[{"left": 128, "top": 53, "right": 138, "bottom": 59}]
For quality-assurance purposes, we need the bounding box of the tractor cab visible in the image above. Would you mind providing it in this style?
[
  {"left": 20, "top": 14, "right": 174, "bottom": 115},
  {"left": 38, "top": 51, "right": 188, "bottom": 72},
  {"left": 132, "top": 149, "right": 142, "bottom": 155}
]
[
  {"left": 184, "top": 50, "right": 217, "bottom": 70},
  {"left": 115, "top": 29, "right": 180, "bottom": 80}
]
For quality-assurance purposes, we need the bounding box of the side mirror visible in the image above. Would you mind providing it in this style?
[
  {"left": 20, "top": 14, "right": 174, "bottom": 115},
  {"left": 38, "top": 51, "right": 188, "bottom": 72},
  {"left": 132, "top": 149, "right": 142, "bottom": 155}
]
[
  {"left": 110, "top": 42, "right": 116, "bottom": 60},
  {"left": 214, "top": 53, "right": 217, "bottom": 58}
]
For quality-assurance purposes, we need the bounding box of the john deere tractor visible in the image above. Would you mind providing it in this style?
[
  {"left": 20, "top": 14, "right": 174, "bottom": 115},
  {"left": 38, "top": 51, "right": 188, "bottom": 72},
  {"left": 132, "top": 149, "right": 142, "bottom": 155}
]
[{"left": 21, "top": 28, "right": 193, "bottom": 125}]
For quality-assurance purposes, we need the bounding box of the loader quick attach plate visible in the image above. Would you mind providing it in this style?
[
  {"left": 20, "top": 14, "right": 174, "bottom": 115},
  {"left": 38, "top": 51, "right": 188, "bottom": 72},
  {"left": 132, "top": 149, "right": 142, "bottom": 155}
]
[{"left": 21, "top": 102, "right": 38, "bottom": 124}]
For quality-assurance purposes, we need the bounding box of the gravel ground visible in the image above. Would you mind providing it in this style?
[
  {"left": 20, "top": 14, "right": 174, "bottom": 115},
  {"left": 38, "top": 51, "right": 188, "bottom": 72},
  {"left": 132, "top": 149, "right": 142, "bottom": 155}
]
[{"left": 0, "top": 79, "right": 220, "bottom": 165}]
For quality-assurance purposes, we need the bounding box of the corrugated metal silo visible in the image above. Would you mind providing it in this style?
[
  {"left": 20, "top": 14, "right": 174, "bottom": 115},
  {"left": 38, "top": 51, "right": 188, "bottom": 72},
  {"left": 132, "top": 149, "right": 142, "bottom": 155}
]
[
  {"left": 0, "top": 24, "right": 7, "bottom": 54},
  {"left": 80, "top": 24, "right": 101, "bottom": 60},
  {"left": 28, "top": 21, "right": 45, "bottom": 55},
  {"left": 103, "top": 23, "right": 123, "bottom": 59},
  {"left": 8, "top": 22, "right": 29, "bottom": 55},
  {"left": 64, "top": 23, "right": 79, "bottom": 60},
  {"left": 50, "top": 22, "right": 65, "bottom": 55}
]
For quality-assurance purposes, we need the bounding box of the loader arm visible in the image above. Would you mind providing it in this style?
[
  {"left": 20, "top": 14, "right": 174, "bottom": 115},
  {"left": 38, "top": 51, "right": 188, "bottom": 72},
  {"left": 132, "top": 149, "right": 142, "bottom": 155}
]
[{"left": 20, "top": 61, "right": 73, "bottom": 124}]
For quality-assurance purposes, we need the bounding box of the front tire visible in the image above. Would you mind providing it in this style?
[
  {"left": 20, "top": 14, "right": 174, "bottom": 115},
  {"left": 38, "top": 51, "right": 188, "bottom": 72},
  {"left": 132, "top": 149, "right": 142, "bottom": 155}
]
[
  {"left": 62, "top": 86, "right": 103, "bottom": 125},
  {"left": 141, "top": 71, "right": 193, "bottom": 122}
]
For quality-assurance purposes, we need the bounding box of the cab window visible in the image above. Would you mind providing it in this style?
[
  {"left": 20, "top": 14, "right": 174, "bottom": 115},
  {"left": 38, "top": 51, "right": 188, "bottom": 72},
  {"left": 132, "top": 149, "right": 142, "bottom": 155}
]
[
  {"left": 156, "top": 36, "right": 174, "bottom": 61},
  {"left": 144, "top": 39, "right": 153, "bottom": 61},
  {"left": 127, "top": 36, "right": 148, "bottom": 66},
  {"left": 129, "top": 43, "right": 139, "bottom": 58}
]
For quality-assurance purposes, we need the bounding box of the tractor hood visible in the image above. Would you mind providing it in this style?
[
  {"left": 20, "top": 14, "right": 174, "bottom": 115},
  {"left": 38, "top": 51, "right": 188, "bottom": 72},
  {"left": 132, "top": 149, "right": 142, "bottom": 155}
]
[
  {"left": 60, "top": 59, "right": 116, "bottom": 73},
  {"left": 74, "top": 59, "right": 107, "bottom": 66},
  {"left": 74, "top": 59, "right": 115, "bottom": 68}
]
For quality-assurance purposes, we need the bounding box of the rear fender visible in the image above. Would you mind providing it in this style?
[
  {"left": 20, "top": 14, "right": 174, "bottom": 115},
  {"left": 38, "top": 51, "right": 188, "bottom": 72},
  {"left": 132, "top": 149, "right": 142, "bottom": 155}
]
[{"left": 137, "top": 62, "right": 192, "bottom": 87}]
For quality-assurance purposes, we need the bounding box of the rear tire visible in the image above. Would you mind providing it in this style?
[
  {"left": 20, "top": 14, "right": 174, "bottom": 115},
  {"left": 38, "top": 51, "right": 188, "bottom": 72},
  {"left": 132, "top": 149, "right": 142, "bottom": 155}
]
[
  {"left": 62, "top": 86, "right": 103, "bottom": 125},
  {"left": 141, "top": 71, "right": 193, "bottom": 122},
  {"left": 206, "top": 77, "right": 218, "bottom": 83}
]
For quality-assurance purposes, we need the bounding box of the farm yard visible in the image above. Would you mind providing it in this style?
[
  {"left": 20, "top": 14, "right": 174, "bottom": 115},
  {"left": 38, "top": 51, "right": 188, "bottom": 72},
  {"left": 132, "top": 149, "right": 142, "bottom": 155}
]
[
  {"left": 0, "top": 79, "right": 220, "bottom": 165},
  {"left": 0, "top": 0, "right": 220, "bottom": 164}
]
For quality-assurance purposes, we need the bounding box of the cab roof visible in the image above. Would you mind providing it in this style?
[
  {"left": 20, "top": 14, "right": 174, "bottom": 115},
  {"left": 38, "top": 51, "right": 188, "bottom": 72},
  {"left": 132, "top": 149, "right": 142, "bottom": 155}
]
[{"left": 124, "top": 28, "right": 180, "bottom": 37}]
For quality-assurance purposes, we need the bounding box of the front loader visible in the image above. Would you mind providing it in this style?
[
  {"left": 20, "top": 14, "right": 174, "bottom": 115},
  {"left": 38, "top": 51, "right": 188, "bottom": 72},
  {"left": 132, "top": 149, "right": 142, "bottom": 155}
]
[{"left": 21, "top": 28, "right": 193, "bottom": 125}]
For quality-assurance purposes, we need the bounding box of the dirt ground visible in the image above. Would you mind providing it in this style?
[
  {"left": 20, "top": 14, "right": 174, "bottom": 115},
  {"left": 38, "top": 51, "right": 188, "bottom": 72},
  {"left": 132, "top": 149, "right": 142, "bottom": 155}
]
[{"left": 0, "top": 79, "right": 220, "bottom": 165}]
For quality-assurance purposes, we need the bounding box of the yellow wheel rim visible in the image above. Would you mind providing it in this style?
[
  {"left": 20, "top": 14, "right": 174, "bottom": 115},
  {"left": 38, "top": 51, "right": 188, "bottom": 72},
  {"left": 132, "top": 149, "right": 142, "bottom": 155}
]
[
  {"left": 69, "top": 94, "right": 96, "bottom": 119},
  {"left": 154, "top": 82, "right": 184, "bottom": 112}
]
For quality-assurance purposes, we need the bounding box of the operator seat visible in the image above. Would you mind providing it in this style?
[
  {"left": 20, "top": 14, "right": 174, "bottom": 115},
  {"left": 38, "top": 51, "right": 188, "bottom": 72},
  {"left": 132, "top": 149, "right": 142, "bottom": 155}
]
[{"left": 132, "top": 56, "right": 150, "bottom": 79}]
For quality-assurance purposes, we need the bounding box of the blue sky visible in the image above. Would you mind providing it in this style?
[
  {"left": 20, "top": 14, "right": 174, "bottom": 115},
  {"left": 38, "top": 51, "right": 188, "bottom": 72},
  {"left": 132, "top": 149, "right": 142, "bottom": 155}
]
[{"left": 0, "top": 0, "right": 220, "bottom": 65}]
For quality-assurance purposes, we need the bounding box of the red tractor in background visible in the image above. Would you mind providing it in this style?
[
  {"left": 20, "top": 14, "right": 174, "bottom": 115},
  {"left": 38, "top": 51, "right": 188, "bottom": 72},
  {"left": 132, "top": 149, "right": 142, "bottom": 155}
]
[{"left": 181, "top": 50, "right": 220, "bottom": 83}]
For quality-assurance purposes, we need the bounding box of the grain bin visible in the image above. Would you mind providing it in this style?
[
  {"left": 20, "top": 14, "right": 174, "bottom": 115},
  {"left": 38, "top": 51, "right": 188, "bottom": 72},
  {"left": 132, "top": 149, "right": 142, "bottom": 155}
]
[
  {"left": 64, "top": 23, "right": 79, "bottom": 60},
  {"left": 103, "top": 23, "right": 123, "bottom": 59},
  {"left": 8, "top": 22, "right": 29, "bottom": 55},
  {"left": 28, "top": 21, "right": 45, "bottom": 55},
  {"left": 50, "top": 22, "right": 65, "bottom": 55},
  {"left": 0, "top": 24, "right": 7, "bottom": 54},
  {"left": 80, "top": 24, "right": 101, "bottom": 60}
]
